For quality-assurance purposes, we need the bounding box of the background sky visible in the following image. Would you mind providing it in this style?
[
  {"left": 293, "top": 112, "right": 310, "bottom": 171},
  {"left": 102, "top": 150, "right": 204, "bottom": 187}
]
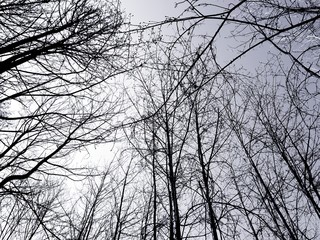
[
  {"left": 120, "top": 1, "right": 270, "bottom": 74},
  {"left": 121, "top": 0, "right": 182, "bottom": 23}
]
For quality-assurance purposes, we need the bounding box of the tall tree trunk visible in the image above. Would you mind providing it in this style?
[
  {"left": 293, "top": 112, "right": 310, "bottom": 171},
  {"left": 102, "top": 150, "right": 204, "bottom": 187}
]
[
  {"left": 165, "top": 109, "right": 182, "bottom": 240},
  {"left": 195, "top": 107, "right": 220, "bottom": 240}
]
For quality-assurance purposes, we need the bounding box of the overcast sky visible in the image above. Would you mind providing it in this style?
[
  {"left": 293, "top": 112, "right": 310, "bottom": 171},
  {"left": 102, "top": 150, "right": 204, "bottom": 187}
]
[
  {"left": 121, "top": 0, "right": 182, "bottom": 23},
  {"left": 120, "top": 1, "right": 270, "bottom": 72}
]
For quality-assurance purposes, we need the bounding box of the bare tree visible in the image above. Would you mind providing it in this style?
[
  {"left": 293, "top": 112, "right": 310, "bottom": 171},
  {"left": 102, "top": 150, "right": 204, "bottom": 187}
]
[
  {"left": 121, "top": 0, "right": 320, "bottom": 239},
  {"left": 0, "top": 0, "right": 130, "bottom": 192},
  {"left": 224, "top": 62, "right": 320, "bottom": 239},
  {"left": 2, "top": 0, "right": 319, "bottom": 239},
  {"left": 0, "top": 0, "right": 136, "bottom": 238},
  {"left": 123, "top": 33, "right": 237, "bottom": 239}
]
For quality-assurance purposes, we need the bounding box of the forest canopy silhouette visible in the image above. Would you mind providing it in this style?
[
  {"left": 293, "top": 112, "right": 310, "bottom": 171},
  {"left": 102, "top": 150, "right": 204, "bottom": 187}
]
[{"left": 0, "top": 0, "right": 319, "bottom": 239}]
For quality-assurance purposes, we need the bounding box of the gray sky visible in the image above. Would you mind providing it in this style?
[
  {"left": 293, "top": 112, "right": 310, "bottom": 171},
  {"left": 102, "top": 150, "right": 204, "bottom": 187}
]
[
  {"left": 120, "top": 1, "right": 272, "bottom": 77},
  {"left": 120, "top": 1, "right": 230, "bottom": 62},
  {"left": 121, "top": 0, "right": 182, "bottom": 23}
]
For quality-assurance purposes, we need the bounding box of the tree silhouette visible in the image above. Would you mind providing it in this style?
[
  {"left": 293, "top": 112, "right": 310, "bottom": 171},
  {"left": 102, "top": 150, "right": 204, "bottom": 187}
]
[
  {"left": 1, "top": 0, "right": 319, "bottom": 239},
  {"left": 0, "top": 0, "right": 129, "bottom": 191}
]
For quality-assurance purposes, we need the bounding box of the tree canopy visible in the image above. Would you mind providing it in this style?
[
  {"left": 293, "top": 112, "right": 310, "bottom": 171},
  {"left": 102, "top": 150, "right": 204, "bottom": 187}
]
[{"left": 0, "top": 0, "right": 319, "bottom": 239}]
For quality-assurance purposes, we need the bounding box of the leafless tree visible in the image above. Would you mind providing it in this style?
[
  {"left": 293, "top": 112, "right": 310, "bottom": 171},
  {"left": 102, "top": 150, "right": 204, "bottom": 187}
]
[
  {"left": 1, "top": 0, "right": 319, "bottom": 239},
  {"left": 122, "top": 0, "right": 320, "bottom": 239},
  {"left": 0, "top": 0, "right": 136, "bottom": 238},
  {"left": 0, "top": 0, "right": 130, "bottom": 193}
]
